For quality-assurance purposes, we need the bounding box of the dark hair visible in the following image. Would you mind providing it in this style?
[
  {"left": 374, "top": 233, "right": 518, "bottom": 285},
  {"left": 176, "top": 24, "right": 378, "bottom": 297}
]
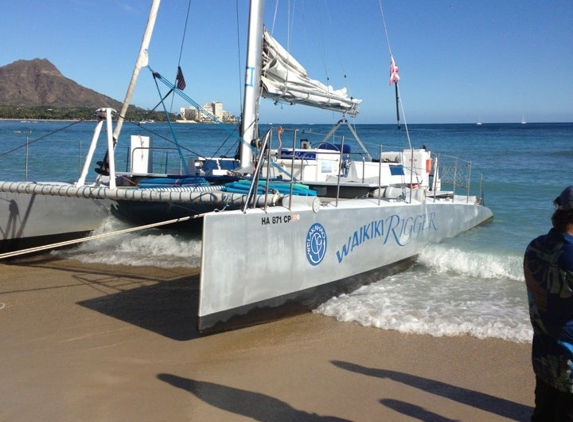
[{"left": 552, "top": 208, "right": 573, "bottom": 232}]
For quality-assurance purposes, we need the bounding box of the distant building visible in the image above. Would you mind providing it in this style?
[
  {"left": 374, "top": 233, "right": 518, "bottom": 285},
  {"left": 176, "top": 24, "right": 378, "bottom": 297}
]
[
  {"left": 178, "top": 102, "right": 238, "bottom": 124},
  {"left": 178, "top": 107, "right": 199, "bottom": 122}
]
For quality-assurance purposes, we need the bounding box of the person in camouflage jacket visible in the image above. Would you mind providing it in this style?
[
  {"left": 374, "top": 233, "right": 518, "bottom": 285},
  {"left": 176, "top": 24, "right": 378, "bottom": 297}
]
[{"left": 525, "top": 186, "right": 573, "bottom": 421}]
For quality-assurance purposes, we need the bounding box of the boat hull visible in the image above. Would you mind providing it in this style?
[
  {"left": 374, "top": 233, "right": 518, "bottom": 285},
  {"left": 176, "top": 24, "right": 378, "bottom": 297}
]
[
  {"left": 0, "top": 181, "right": 282, "bottom": 251},
  {"left": 198, "top": 196, "right": 493, "bottom": 332},
  {"left": 0, "top": 189, "right": 111, "bottom": 255}
]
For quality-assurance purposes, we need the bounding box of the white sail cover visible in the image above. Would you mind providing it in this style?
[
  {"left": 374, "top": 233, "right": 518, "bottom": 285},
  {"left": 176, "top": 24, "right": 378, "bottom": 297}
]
[{"left": 261, "top": 28, "right": 361, "bottom": 115}]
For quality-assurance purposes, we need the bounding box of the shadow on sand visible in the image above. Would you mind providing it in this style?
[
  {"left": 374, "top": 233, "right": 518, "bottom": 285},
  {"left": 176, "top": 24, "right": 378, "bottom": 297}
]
[
  {"left": 7, "top": 255, "right": 202, "bottom": 341},
  {"left": 78, "top": 275, "right": 201, "bottom": 341},
  {"left": 157, "top": 373, "right": 353, "bottom": 422},
  {"left": 332, "top": 360, "right": 532, "bottom": 421}
]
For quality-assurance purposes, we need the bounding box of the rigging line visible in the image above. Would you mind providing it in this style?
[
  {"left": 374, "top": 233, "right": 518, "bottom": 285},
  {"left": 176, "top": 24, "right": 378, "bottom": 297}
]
[
  {"left": 153, "top": 70, "right": 293, "bottom": 180},
  {"left": 270, "top": 0, "right": 279, "bottom": 34},
  {"left": 308, "top": 1, "right": 330, "bottom": 86},
  {"left": 319, "top": 0, "right": 355, "bottom": 118},
  {"left": 235, "top": 0, "right": 244, "bottom": 118},
  {"left": 177, "top": 0, "right": 192, "bottom": 68},
  {"left": 152, "top": 68, "right": 254, "bottom": 153},
  {"left": 209, "top": 125, "right": 243, "bottom": 159},
  {"left": 169, "top": 0, "right": 193, "bottom": 113},
  {"left": 151, "top": 73, "right": 191, "bottom": 174},
  {"left": 322, "top": 0, "right": 348, "bottom": 84},
  {"left": 271, "top": 0, "right": 299, "bottom": 101},
  {"left": 396, "top": 83, "right": 412, "bottom": 150},
  {"left": 0, "top": 119, "right": 85, "bottom": 158},
  {"left": 153, "top": 70, "right": 244, "bottom": 144},
  {"left": 157, "top": 68, "right": 295, "bottom": 179},
  {"left": 282, "top": 0, "right": 296, "bottom": 100},
  {"left": 287, "top": 0, "right": 294, "bottom": 53},
  {"left": 140, "top": 88, "right": 174, "bottom": 122},
  {"left": 378, "top": 0, "right": 412, "bottom": 152},
  {"left": 123, "top": 119, "right": 208, "bottom": 160},
  {"left": 377, "top": 0, "right": 393, "bottom": 58}
]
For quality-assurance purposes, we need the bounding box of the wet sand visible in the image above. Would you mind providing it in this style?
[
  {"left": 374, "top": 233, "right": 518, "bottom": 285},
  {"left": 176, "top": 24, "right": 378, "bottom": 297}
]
[{"left": 0, "top": 256, "right": 533, "bottom": 421}]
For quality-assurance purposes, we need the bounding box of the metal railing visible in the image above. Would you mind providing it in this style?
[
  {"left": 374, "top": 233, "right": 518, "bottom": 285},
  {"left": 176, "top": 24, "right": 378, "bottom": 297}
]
[{"left": 432, "top": 153, "right": 485, "bottom": 204}]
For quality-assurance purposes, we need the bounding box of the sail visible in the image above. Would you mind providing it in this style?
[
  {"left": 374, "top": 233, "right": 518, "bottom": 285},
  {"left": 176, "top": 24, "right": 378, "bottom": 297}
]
[{"left": 260, "top": 28, "right": 361, "bottom": 116}]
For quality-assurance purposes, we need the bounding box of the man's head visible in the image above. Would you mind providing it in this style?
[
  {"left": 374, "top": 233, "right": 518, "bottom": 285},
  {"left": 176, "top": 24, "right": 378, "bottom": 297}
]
[
  {"left": 553, "top": 186, "right": 573, "bottom": 233},
  {"left": 555, "top": 186, "right": 573, "bottom": 210}
]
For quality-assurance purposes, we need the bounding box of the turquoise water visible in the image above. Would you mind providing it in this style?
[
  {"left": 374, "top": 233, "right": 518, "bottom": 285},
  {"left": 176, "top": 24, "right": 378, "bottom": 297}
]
[{"left": 1, "top": 120, "right": 571, "bottom": 342}]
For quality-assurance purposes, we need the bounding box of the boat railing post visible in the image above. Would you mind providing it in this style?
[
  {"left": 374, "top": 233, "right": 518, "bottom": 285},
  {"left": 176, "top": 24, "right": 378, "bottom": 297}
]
[
  {"left": 378, "top": 146, "right": 382, "bottom": 205},
  {"left": 125, "top": 146, "right": 130, "bottom": 172},
  {"left": 479, "top": 173, "right": 484, "bottom": 205},
  {"left": 243, "top": 129, "right": 271, "bottom": 213},
  {"left": 78, "top": 141, "right": 82, "bottom": 180},
  {"left": 432, "top": 155, "right": 438, "bottom": 203},
  {"left": 466, "top": 161, "right": 472, "bottom": 204},
  {"left": 265, "top": 131, "right": 274, "bottom": 212},
  {"left": 335, "top": 136, "right": 345, "bottom": 207},
  {"left": 162, "top": 151, "right": 167, "bottom": 173},
  {"left": 104, "top": 108, "right": 117, "bottom": 189},
  {"left": 288, "top": 129, "right": 297, "bottom": 186},
  {"left": 452, "top": 157, "right": 458, "bottom": 201},
  {"left": 77, "top": 110, "right": 107, "bottom": 187},
  {"left": 408, "top": 148, "right": 414, "bottom": 203},
  {"left": 25, "top": 136, "right": 29, "bottom": 182}
]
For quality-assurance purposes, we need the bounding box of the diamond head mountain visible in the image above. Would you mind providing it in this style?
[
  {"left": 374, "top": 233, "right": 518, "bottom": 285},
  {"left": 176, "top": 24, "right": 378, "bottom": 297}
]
[{"left": 0, "top": 59, "right": 165, "bottom": 120}]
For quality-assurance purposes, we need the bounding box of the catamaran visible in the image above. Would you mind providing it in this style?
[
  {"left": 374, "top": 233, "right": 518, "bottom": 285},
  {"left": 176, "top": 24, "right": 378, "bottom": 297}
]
[{"left": 0, "top": 0, "right": 492, "bottom": 333}]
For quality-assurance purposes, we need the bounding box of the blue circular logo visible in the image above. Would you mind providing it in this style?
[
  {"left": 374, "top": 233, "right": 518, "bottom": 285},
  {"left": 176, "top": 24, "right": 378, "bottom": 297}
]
[{"left": 306, "top": 223, "right": 327, "bottom": 266}]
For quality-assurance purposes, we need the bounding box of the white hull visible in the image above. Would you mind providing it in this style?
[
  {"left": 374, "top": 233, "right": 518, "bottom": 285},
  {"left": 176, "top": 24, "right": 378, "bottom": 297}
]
[
  {"left": 0, "top": 0, "right": 495, "bottom": 336},
  {"left": 198, "top": 194, "right": 492, "bottom": 332},
  {"left": 0, "top": 179, "right": 283, "bottom": 255},
  {"left": 0, "top": 184, "right": 111, "bottom": 254}
]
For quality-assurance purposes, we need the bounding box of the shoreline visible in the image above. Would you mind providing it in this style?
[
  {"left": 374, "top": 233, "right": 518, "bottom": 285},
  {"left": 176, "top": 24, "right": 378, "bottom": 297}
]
[
  {"left": 1, "top": 118, "right": 570, "bottom": 125},
  {"left": 0, "top": 257, "right": 534, "bottom": 421}
]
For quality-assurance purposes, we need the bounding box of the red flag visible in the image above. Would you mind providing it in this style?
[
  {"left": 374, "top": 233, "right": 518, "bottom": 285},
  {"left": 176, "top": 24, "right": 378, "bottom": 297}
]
[
  {"left": 389, "top": 57, "right": 400, "bottom": 85},
  {"left": 176, "top": 66, "right": 186, "bottom": 90}
]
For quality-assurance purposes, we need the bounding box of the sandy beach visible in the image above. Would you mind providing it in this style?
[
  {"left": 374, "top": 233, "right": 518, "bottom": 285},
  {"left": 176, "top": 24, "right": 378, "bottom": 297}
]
[{"left": 0, "top": 255, "right": 533, "bottom": 422}]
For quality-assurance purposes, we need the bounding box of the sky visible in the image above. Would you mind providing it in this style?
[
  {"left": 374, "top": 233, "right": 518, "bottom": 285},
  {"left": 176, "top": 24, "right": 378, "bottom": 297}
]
[{"left": 1, "top": 0, "right": 571, "bottom": 124}]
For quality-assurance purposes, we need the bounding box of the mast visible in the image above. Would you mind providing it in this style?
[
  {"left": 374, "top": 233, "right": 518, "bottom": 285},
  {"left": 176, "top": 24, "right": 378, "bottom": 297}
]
[
  {"left": 239, "top": 0, "right": 265, "bottom": 169},
  {"left": 112, "top": 0, "right": 161, "bottom": 144}
]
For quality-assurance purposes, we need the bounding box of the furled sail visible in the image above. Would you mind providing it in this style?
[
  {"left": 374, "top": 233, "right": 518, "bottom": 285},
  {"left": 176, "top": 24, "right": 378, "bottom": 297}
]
[{"left": 261, "top": 28, "right": 361, "bottom": 115}]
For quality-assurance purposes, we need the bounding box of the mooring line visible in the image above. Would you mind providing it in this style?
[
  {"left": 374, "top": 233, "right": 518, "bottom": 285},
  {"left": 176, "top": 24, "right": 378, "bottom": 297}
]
[{"left": 0, "top": 214, "right": 202, "bottom": 260}]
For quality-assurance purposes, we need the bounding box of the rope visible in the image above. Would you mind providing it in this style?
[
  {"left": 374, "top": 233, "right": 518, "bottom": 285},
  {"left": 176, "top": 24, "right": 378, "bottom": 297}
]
[
  {"left": 321, "top": 0, "right": 349, "bottom": 95},
  {"left": 397, "top": 84, "right": 412, "bottom": 150},
  {"left": 270, "top": 0, "right": 279, "bottom": 33},
  {"left": 153, "top": 69, "right": 242, "bottom": 141},
  {"left": 378, "top": 0, "right": 412, "bottom": 150},
  {"left": 176, "top": 0, "right": 192, "bottom": 70},
  {"left": 268, "top": 1, "right": 354, "bottom": 121},
  {"left": 168, "top": 0, "right": 193, "bottom": 113},
  {"left": 0, "top": 214, "right": 202, "bottom": 260},
  {"left": 235, "top": 0, "right": 244, "bottom": 119},
  {"left": 151, "top": 75, "right": 191, "bottom": 174},
  {"left": 125, "top": 119, "right": 205, "bottom": 159},
  {"left": 378, "top": 0, "right": 394, "bottom": 58},
  {"left": 0, "top": 119, "right": 85, "bottom": 158}
]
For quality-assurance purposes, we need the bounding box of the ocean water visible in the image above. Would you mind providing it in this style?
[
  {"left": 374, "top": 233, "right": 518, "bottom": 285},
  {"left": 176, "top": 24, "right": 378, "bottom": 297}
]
[{"left": 1, "top": 119, "right": 572, "bottom": 343}]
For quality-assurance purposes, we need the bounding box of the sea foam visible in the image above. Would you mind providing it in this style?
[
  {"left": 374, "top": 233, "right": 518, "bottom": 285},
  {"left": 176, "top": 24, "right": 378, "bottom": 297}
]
[
  {"left": 53, "top": 216, "right": 202, "bottom": 268},
  {"left": 315, "top": 244, "right": 532, "bottom": 343}
]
